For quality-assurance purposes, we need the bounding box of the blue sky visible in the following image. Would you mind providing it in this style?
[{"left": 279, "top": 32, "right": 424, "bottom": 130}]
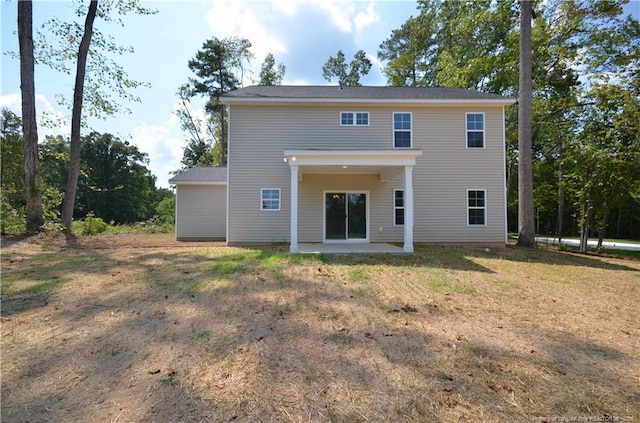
[{"left": 1, "top": 0, "right": 420, "bottom": 187}]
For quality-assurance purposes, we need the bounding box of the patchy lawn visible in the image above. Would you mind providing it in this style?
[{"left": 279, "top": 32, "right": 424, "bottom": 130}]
[{"left": 1, "top": 234, "right": 638, "bottom": 422}]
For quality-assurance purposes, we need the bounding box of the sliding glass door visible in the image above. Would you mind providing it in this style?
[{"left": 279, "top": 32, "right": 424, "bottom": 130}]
[{"left": 325, "top": 192, "right": 367, "bottom": 241}]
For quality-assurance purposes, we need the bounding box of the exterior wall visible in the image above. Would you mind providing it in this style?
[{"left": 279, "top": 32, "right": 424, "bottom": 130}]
[
  {"left": 298, "top": 174, "right": 404, "bottom": 243},
  {"left": 227, "top": 104, "right": 507, "bottom": 244},
  {"left": 175, "top": 184, "right": 227, "bottom": 240}
]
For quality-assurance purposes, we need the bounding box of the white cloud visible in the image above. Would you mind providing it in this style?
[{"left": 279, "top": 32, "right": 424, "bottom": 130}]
[
  {"left": 312, "top": 0, "right": 380, "bottom": 36},
  {"left": 204, "top": 0, "right": 288, "bottom": 63},
  {"left": 202, "top": 0, "right": 382, "bottom": 84},
  {"left": 0, "top": 93, "right": 20, "bottom": 110},
  {"left": 367, "top": 52, "right": 384, "bottom": 73},
  {"left": 316, "top": 1, "right": 357, "bottom": 32},
  {"left": 283, "top": 77, "right": 314, "bottom": 86},
  {"left": 354, "top": 1, "right": 380, "bottom": 44},
  {"left": 130, "top": 110, "right": 186, "bottom": 187}
]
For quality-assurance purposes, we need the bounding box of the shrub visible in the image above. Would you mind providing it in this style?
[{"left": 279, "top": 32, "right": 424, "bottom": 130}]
[
  {"left": 75, "top": 212, "right": 109, "bottom": 235},
  {"left": 156, "top": 196, "right": 175, "bottom": 224},
  {"left": 0, "top": 201, "right": 25, "bottom": 234}
]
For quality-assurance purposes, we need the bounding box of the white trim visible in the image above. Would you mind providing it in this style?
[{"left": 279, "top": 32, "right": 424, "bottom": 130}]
[
  {"left": 340, "top": 111, "right": 370, "bottom": 126},
  {"left": 392, "top": 112, "right": 412, "bottom": 148},
  {"left": 260, "top": 188, "right": 281, "bottom": 212},
  {"left": 283, "top": 149, "right": 422, "bottom": 168},
  {"left": 393, "top": 189, "right": 404, "bottom": 227},
  {"left": 284, "top": 149, "right": 422, "bottom": 157},
  {"left": 290, "top": 167, "right": 298, "bottom": 253},
  {"left": 174, "top": 185, "right": 178, "bottom": 239},
  {"left": 323, "top": 191, "right": 370, "bottom": 243},
  {"left": 226, "top": 107, "right": 231, "bottom": 243},
  {"left": 501, "top": 107, "right": 508, "bottom": 243},
  {"left": 403, "top": 166, "right": 414, "bottom": 253},
  {"left": 222, "top": 97, "right": 516, "bottom": 106},
  {"left": 170, "top": 181, "right": 227, "bottom": 186},
  {"left": 465, "top": 112, "right": 485, "bottom": 149},
  {"left": 466, "top": 189, "right": 487, "bottom": 227}
]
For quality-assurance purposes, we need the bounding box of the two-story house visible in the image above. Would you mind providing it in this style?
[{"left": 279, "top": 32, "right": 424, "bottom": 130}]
[{"left": 169, "top": 85, "right": 515, "bottom": 253}]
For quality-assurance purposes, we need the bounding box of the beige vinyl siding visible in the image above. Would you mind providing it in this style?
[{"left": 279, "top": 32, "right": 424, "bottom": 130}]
[
  {"left": 175, "top": 185, "right": 226, "bottom": 240},
  {"left": 227, "top": 104, "right": 507, "bottom": 244},
  {"left": 411, "top": 106, "right": 506, "bottom": 243}
]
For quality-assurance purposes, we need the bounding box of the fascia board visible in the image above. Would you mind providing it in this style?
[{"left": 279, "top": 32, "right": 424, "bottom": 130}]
[{"left": 221, "top": 97, "right": 516, "bottom": 106}]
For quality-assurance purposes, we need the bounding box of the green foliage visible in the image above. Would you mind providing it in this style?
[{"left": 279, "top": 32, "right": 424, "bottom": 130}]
[
  {"left": 258, "top": 53, "right": 286, "bottom": 85},
  {"left": 0, "top": 202, "right": 25, "bottom": 235},
  {"left": 74, "top": 212, "right": 109, "bottom": 235},
  {"left": 40, "top": 187, "right": 64, "bottom": 234},
  {"left": 182, "top": 36, "right": 253, "bottom": 167},
  {"left": 74, "top": 132, "right": 156, "bottom": 223},
  {"left": 322, "top": 49, "right": 372, "bottom": 86},
  {"left": 1, "top": 109, "right": 25, "bottom": 200},
  {"left": 102, "top": 217, "right": 174, "bottom": 235},
  {"left": 378, "top": 0, "right": 640, "bottom": 240},
  {"left": 564, "top": 80, "right": 640, "bottom": 249},
  {"left": 173, "top": 84, "right": 218, "bottom": 172},
  {"left": 378, "top": 0, "right": 518, "bottom": 91},
  {"left": 156, "top": 196, "right": 175, "bottom": 224}
]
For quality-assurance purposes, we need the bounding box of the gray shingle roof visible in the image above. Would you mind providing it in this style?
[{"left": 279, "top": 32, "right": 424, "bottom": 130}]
[
  {"left": 222, "top": 85, "right": 512, "bottom": 101},
  {"left": 168, "top": 167, "right": 227, "bottom": 184}
]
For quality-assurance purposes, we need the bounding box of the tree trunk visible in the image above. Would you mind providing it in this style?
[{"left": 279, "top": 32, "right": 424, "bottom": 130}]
[
  {"left": 556, "top": 159, "right": 564, "bottom": 243},
  {"left": 61, "top": 0, "right": 98, "bottom": 232},
  {"left": 517, "top": 0, "right": 536, "bottom": 247},
  {"left": 579, "top": 203, "right": 591, "bottom": 253},
  {"left": 597, "top": 210, "right": 609, "bottom": 249},
  {"left": 18, "top": 0, "right": 44, "bottom": 233}
]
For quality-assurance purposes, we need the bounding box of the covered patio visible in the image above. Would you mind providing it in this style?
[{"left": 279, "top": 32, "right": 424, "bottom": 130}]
[{"left": 283, "top": 149, "right": 423, "bottom": 254}]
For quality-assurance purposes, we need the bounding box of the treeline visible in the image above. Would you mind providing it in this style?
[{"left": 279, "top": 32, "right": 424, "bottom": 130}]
[
  {"left": 376, "top": 0, "right": 640, "bottom": 242},
  {"left": 1, "top": 108, "right": 174, "bottom": 234}
]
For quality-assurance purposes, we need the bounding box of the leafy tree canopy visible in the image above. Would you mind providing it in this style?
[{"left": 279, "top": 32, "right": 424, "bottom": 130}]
[
  {"left": 259, "top": 53, "right": 286, "bottom": 85},
  {"left": 322, "top": 49, "right": 372, "bottom": 87}
]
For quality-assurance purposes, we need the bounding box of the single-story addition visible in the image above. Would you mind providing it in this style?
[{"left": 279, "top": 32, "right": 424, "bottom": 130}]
[
  {"left": 168, "top": 167, "right": 227, "bottom": 241},
  {"left": 170, "top": 85, "right": 516, "bottom": 252}
]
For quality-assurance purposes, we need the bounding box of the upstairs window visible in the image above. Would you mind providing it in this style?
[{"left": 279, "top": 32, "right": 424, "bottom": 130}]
[
  {"left": 467, "top": 189, "right": 486, "bottom": 225},
  {"left": 261, "top": 188, "right": 281, "bottom": 211},
  {"left": 394, "top": 189, "right": 404, "bottom": 226},
  {"left": 466, "top": 113, "right": 485, "bottom": 148},
  {"left": 341, "top": 112, "right": 369, "bottom": 126},
  {"left": 393, "top": 112, "right": 412, "bottom": 148}
]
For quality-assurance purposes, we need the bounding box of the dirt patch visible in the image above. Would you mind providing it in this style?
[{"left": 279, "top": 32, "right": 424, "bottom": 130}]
[
  {"left": 1, "top": 234, "right": 639, "bottom": 422},
  {"left": 1, "top": 232, "right": 224, "bottom": 250}
]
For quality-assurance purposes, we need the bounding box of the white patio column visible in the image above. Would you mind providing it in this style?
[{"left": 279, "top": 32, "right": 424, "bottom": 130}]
[
  {"left": 290, "top": 164, "right": 299, "bottom": 253},
  {"left": 403, "top": 165, "right": 414, "bottom": 253}
]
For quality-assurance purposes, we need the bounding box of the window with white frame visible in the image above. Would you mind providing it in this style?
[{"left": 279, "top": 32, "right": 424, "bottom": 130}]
[
  {"left": 467, "top": 190, "right": 486, "bottom": 225},
  {"left": 340, "top": 112, "right": 369, "bottom": 126},
  {"left": 394, "top": 189, "right": 404, "bottom": 226},
  {"left": 466, "top": 113, "right": 485, "bottom": 148},
  {"left": 261, "top": 188, "right": 281, "bottom": 211},
  {"left": 393, "top": 112, "right": 412, "bottom": 148}
]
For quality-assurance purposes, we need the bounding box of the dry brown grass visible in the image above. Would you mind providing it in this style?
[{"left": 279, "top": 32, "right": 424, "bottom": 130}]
[{"left": 1, "top": 233, "right": 639, "bottom": 422}]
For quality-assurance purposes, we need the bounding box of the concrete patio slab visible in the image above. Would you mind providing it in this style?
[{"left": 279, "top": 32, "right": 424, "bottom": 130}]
[{"left": 297, "top": 243, "right": 405, "bottom": 254}]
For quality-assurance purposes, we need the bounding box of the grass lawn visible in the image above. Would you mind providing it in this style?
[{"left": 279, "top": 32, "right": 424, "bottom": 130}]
[{"left": 1, "top": 234, "right": 639, "bottom": 422}]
